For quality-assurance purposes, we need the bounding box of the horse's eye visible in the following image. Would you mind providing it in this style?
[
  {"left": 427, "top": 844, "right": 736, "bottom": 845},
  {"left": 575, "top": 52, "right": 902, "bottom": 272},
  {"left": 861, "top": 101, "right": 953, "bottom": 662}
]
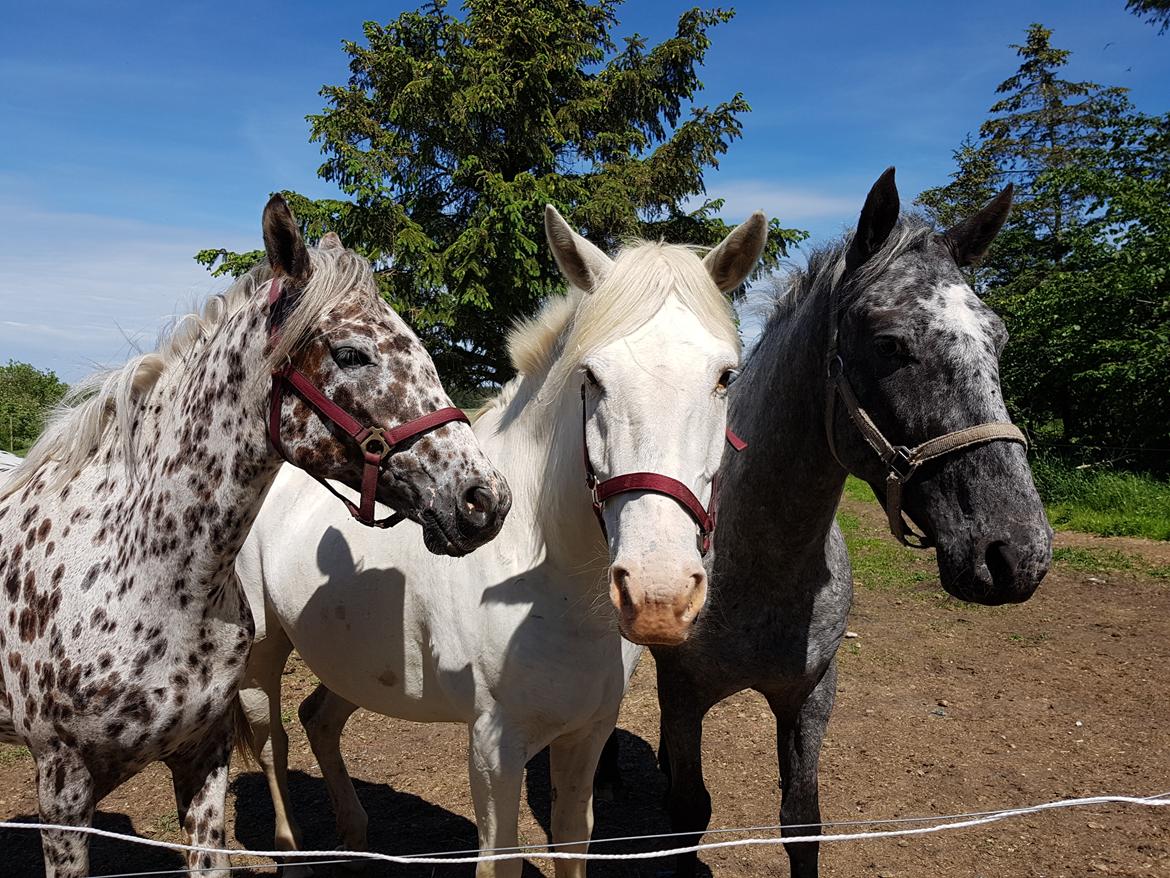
[
  {"left": 584, "top": 368, "right": 601, "bottom": 389},
  {"left": 332, "top": 346, "right": 372, "bottom": 369},
  {"left": 716, "top": 369, "right": 739, "bottom": 394},
  {"left": 874, "top": 336, "right": 904, "bottom": 358}
]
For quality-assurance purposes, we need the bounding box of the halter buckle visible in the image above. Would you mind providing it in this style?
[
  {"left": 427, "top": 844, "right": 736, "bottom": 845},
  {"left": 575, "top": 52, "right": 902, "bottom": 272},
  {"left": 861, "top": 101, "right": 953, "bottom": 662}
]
[
  {"left": 588, "top": 480, "right": 603, "bottom": 513},
  {"left": 360, "top": 427, "right": 390, "bottom": 460},
  {"left": 887, "top": 445, "right": 915, "bottom": 481}
]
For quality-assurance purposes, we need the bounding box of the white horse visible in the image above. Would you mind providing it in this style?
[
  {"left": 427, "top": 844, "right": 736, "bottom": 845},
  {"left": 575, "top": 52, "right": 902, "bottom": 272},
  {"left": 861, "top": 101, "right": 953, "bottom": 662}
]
[{"left": 235, "top": 206, "right": 768, "bottom": 875}]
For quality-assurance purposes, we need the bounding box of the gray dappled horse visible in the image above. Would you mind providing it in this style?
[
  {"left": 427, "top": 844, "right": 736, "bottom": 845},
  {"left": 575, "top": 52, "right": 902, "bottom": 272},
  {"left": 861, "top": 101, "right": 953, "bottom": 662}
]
[{"left": 604, "top": 168, "right": 1052, "bottom": 878}]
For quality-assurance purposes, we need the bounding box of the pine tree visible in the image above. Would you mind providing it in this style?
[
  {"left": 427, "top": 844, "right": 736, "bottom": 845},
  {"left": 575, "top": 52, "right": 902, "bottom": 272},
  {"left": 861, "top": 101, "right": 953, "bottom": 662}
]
[
  {"left": 979, "top": 24, "right": 1130, "bottom": 258},
  {"left": 1127, "top": 0, "right": 1170, "bottom": 34},
  {"left": 917, "top": 24, "right": 1170, "bottom": 462},
  {"left": 916, "top": 136, "right": 1005, "bottom": 289},
  {"left": 198, "top": 0, "right": 804, "bottom": 395}
]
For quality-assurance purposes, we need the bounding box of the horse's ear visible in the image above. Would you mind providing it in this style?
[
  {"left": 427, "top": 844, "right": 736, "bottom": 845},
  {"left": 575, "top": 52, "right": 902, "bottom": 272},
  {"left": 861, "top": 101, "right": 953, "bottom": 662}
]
[
  {"left": 845, "top": 167, "right": 900, "bottom": 274},
  {"left": 944, "top": 184, "right": 1014, "bottom": 267},
  {"left": 544, "top": 205, "right": 613, "bottom": 293},
  {"left": 318, "top": 231, "right": 344, "bottom": 251},
  {"left": 704, "top": 211, "right": 769, "bottom": 294},
  {"left": 263, "top": 194, "right": 311, "bottom": 282}
]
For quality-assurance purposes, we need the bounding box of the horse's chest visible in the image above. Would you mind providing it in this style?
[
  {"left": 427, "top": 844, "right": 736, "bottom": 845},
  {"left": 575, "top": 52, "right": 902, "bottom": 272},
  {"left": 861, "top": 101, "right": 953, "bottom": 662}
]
[
  {"left": 0, "top": 501, "right": 252, "bottom": 755},
  {"left": 695, "top": 585, "right": 848, "bottom": 682}
]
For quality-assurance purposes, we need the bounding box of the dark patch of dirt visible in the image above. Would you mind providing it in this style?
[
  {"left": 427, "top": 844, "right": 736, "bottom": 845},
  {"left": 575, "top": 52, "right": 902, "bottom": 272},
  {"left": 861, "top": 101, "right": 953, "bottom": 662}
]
[{"left": 1, "top": 499, "right": 1167, "bottom": 877}]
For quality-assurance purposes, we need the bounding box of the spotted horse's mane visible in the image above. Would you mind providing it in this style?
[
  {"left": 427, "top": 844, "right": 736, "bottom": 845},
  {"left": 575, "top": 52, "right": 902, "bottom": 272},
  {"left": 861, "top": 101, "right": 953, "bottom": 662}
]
[{"left": 2, "top": 245, "right": 375, "bottom": 500}]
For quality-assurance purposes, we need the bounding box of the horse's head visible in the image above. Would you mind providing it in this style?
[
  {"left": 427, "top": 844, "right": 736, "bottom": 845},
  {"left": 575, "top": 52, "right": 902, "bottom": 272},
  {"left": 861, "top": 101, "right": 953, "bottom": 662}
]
[
  {"left": 262, "top": 195, "right": 511, "bottom": 556},
  {"left": 830, "top": 169, "right": 1051, "bottom": 604},
  {"left": 544, "top": 206, "right": 768, "bottom": 644}
]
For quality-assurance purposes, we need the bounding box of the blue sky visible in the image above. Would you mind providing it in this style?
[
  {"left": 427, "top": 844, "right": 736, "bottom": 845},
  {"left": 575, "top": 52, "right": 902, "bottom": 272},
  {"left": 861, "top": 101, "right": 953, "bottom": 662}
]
[{"left": 3, "top": 1, "right": 1168, "bottom": 380}]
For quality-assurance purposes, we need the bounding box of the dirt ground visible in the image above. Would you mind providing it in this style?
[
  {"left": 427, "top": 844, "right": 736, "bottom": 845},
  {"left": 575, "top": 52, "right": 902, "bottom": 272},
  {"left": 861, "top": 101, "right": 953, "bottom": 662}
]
[{"left": 1, "top": 496, "right": 1167, "bottom": 877}]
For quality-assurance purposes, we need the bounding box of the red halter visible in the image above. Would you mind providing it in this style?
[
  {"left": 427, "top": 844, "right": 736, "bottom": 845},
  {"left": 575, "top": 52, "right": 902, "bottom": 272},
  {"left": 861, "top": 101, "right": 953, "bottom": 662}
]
[
  {"left": 266, "top": 278, "right": 470, "bottom": 528},
  {"left": 581, "top": 384, "right": 746, "bottom": 555}
]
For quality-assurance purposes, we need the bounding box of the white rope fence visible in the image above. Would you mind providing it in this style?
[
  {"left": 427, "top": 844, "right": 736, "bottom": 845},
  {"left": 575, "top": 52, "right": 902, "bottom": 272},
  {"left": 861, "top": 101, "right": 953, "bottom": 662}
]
[{"left": 1, "top": 790, "right": 1167, "bottom": 874}]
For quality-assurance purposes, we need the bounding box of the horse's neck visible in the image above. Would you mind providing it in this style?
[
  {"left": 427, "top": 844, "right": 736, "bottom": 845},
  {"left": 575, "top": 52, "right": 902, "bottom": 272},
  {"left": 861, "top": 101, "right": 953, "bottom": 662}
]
[
  {"left": 126, "top": 299, "right": 281, "bottom": 596},
  {"left": 479, "top": 383, "right": 605, "bottom": 582},
  {"left": 722, "top": 291, "right": 847, "bottom": 558}
]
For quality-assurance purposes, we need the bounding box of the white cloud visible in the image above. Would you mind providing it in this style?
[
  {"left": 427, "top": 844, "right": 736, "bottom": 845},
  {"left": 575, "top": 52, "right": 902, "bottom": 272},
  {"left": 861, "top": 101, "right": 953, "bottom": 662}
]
[{"left": 0, "top": 198, "right": 255, "bottom": 381}]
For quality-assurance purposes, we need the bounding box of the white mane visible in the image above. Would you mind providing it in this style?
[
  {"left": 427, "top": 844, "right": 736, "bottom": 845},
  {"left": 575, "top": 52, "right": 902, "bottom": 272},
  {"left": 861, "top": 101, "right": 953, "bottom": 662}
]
[
  {"left": 2, "top": 246, "right": 376, "bottom": 499},
  {"left": 487, "top": 239, "right": 739, "bottom": 414}
]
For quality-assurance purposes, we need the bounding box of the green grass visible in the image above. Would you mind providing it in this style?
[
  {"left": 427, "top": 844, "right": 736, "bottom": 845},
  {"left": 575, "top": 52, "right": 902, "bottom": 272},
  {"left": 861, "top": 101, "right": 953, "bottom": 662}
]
[
  {"left": 841, "top": 475, "right": 1170, "bottom": 585},
  {"left": 150, "top": 811, "right": 180, "bottom": 838},
  {"left": 842, "top": 477, "right": 877, "bottom": 503},
  {"left": 1031, "top": 454, "right": 1170, "bottom": 541},
  {"left": 0, "top": 744, "right": 30, "bottom": 765},
  {"left": 846, "top": 454, "right": 1170, "bottom": 543},
  {"left": 1052, "top": 546, "right": 1170, "bottom": 580},
  {"left": 836, "top": 506, "right": 937, "bottom": 593}
]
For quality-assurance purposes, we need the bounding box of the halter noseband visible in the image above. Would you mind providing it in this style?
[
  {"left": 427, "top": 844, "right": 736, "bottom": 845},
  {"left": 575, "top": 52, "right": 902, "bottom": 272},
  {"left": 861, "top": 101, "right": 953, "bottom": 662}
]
[
  {"left": 581, "top": 384, "right": 747, "bottom": 556},
  {"left": 266, "top": 277, "right": 470, "bottom": 528},
  {"left": 824, "top": 277, "right": 1026, "bottom": 548}
]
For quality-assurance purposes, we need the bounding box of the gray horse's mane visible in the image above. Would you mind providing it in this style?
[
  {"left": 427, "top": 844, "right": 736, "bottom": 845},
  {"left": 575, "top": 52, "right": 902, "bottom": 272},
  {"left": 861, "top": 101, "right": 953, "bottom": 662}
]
[
  {"left": 3, "top": 246, "right": 374, "bottom": 500},
  {"left": 762, "top": 214, "right": 936, "bottom": 328}
]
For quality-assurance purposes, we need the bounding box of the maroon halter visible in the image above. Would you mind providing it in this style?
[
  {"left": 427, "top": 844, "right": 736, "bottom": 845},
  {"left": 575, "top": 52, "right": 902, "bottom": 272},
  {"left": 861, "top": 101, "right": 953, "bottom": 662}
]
[
  {"left": 581, "top": 384, "right": 747, "bottom": 555},
  {"left": 266, "top": 278, "right": 470, "bottom": 528}
]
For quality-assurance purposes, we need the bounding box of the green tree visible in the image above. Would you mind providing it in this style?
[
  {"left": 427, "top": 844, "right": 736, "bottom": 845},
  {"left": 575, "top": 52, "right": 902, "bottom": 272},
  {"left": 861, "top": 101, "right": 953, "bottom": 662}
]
[
  {"left": 0, "top": 361, "right": 68, "bottom": 455},
  {"left": 199, "top": 0, "right": 804, "bottom": 396},
  {"left": 919, "top": 24, "right": 1131, "bottom": 282},
  {"left": 998, "top": 111, "right": 1170, "bottom": 460},
  {"left": 917, "top": 24, "right": 1169, "bottom": 465},
  {"left": 980, "top": 24, "right": 1130, "bottom": 258},
  {"left": 917, "top": 135, "right": 1004, "bottom": 289},
  {"left": 1127, "top": 0, "right": 1170, "bottom": 33}
]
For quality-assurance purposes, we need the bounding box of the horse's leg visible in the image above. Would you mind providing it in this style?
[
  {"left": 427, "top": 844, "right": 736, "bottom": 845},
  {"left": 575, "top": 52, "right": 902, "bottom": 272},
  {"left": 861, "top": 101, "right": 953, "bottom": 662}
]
[
  {"left": 167, "top": 712, "right": 234, "bottom": 878},
  {"left": 237, "top": 625, "right": 307, "bottom": 873},
  {"left": 765, "top": 660, "right": 837, "bottom": 878},
  {"left": 657, "top": 721, "right": 671, "bottom": 786},
  {"left": 298, "top": 683, "right": 367, "bottom": 856},
  {"left": 593, "top": 638, "right": 642, "bottom": 801},
  {"left": 467, "top": 713, "right": 529, "bottom": 878},
  {"left": 549, "top": 719, "right": 615, "bottom": 878},
  {"left": 657, "top": 675, "right": 713, "bottom": 878},
  {"left": 592, "top": 729, "right": 622, "bottom": 802},
  {"left": 34, "top": 746, "right": 95, "bottom": 878}
]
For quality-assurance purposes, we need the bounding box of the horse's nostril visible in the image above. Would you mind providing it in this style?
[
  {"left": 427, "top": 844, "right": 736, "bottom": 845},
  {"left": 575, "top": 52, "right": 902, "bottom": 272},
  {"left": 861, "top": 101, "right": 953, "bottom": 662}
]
[
  {"left": 984, "top": 540, "right": 1016, "bottom": 590},
  {"left": 611, "top": 566, "right": 632, "bottom": 610},
  {"left": 461, "top": 484, "right": 495, "bottom": 524}
]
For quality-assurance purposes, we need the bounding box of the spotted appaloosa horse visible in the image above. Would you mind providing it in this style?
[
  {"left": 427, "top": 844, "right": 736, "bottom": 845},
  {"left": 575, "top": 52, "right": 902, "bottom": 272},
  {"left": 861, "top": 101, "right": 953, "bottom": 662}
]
[{"left": 0, "top": 196, "right": 510, "bottom": 878}]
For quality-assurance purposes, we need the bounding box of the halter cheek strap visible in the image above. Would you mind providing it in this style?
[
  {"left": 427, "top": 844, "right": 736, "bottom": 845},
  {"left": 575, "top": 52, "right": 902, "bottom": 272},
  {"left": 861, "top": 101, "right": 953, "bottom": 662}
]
[
  {"left": 581, "top": 384, "right": 746, "bottom": 556},
  {"left": 266, "top": 278, "right": 469, "bottom": 528},
  {"left": 824, "top": 284, "right": 1027, "bottom": 548}
]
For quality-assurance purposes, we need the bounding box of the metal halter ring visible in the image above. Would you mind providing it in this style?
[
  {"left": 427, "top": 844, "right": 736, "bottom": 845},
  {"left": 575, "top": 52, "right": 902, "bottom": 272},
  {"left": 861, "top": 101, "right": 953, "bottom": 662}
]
[{"left": 359, "top": 428, "right": 390, "bottom": 460}]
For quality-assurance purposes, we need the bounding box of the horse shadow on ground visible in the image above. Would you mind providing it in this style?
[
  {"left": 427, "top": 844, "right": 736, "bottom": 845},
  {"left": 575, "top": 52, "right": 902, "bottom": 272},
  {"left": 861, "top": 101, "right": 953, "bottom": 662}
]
[
  {"left": 0, "top": 810, "right": 187, "bottom": 877},
  {"left": 524, "top": 728, "right": 712, "bottom": 878},
  {"left": 0, "top": 727, "right": 709, "bottom": 878},
  {"left": 226, "top": 727, "right": 709, "bottom": 877}
]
